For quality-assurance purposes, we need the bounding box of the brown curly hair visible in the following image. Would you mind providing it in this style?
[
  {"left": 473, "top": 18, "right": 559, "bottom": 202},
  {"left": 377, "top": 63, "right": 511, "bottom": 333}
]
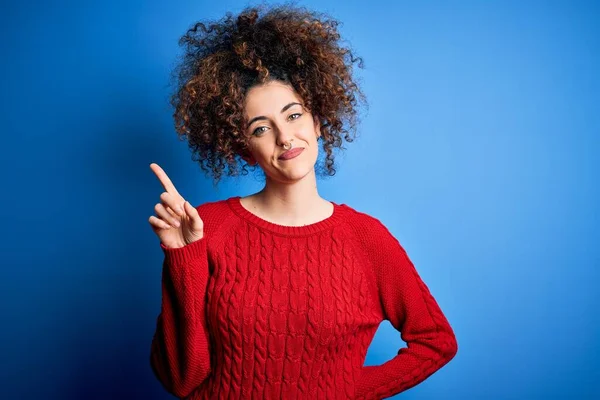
[{"left": 170, "top": 3, "right": 367, "bottom": 185}]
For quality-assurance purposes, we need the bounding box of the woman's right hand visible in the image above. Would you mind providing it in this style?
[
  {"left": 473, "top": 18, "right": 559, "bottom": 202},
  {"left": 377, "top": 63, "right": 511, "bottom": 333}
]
[{"left": 148, "top": 163, "right": 204, "bottom": 249}]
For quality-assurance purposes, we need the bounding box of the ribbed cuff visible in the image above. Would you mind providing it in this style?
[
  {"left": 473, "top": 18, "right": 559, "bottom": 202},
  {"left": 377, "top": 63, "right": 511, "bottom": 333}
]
[{"left": 160, "top": 237, "right": 207, "bottom": 268}]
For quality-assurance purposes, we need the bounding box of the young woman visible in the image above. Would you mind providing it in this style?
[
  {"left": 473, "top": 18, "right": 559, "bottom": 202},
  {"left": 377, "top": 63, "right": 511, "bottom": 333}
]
[{"left": 148, "top": 5, "right": 457, "bottom": 399}]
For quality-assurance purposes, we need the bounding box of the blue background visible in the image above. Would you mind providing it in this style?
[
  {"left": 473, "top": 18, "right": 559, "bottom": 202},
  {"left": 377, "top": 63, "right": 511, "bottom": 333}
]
[{"left": 2, "top": 0, "right": 598, "bottom": 399}]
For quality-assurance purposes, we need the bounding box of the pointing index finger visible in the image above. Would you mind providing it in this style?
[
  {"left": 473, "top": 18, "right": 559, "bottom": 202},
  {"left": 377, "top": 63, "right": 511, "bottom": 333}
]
[{"left": 150, "top": 163, "right": 180, "bottom": 196}]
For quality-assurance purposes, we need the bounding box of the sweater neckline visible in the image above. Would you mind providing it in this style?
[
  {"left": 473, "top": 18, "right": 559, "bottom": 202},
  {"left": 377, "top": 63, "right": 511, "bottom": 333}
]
[{"left": 227, "top": 196, "right": 346, "bottom": 236}]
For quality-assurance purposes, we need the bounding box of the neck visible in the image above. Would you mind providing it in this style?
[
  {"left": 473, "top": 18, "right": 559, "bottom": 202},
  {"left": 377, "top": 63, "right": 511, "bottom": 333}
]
[{"left": 253, "top": 169, "right": 327, "bottom": 224}]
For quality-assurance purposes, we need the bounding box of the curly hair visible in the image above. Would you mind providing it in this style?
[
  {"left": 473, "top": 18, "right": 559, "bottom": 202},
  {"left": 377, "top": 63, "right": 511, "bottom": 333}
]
[{"left": 169, "top": 2, "right": 367, "bottom": 185}]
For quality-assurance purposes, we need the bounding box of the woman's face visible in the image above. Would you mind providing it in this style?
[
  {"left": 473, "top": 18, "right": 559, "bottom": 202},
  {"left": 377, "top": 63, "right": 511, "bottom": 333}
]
[{"left": 242, "top": 80, "right": 321, "bottom": 183}]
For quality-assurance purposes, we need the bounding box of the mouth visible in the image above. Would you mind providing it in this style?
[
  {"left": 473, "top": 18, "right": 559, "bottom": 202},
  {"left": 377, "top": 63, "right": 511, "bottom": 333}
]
[{"left": 278, "top": 147, "right": 304, "bottom": 160}]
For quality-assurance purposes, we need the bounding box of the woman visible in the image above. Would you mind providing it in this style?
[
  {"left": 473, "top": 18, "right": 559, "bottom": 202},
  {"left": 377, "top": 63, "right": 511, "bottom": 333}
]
[{"left": 148, "top": 4, "right": 458, "bottom": 399}]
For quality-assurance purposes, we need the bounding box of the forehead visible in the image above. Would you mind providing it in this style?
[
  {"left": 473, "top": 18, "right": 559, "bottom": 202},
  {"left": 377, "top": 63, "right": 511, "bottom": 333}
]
[{"left": 244, "top": 81, "right": 303, "bottom": 114}]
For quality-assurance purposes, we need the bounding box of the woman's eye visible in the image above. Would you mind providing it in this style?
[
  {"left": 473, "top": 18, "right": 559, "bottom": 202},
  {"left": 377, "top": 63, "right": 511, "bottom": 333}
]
[
  {"left": 252, "top": 126, "right": 268, "bottom": 136},
  {"left": 252, "top": 114, "right": 301, "bottom": 136}
]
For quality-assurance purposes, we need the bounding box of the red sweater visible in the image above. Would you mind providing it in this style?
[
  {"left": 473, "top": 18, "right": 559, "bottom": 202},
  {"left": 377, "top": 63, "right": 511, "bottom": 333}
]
[{"left": 150, "top": 196, "right": 457, "bottom": 399}]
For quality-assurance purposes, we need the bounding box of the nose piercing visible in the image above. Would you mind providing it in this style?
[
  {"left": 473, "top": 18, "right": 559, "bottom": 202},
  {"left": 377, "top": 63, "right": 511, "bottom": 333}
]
[{"left": 283, "top": 139, "right": 294, "bottom": 150}]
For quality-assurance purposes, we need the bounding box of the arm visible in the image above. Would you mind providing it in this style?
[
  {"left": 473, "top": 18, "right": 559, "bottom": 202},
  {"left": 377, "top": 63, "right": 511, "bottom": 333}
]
[
  {"left": 355, "top": 221, "right": 458, "bottom": 400},
  {"left": 150, "top": 237, "right": 212, "bottom": 398}
]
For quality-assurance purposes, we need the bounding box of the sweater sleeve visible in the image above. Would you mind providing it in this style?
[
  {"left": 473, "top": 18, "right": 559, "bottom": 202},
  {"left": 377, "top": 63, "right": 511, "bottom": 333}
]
[
  {"left": 355, "top": 219, "right": 458, "bottom": 400},
  {"left": 150, "top": 236, "right": 212, "bottom": 398}
]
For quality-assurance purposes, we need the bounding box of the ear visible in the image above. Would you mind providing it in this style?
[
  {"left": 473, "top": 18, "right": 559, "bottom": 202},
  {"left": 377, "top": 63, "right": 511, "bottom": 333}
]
[{"left": 313, "top": 115, "right": 321, "bottom": 139}]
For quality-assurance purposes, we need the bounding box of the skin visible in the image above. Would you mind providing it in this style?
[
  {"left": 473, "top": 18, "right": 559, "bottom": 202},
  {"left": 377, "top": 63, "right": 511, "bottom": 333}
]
[
  {"left": 240, "top": 80, "right": 334, "bottom": 227},
  {"left": 149, "top": 80, "right": 334, "bottom": 248},
  {"left": 148, "top": 163, "right": 204, "bottom": 249}
]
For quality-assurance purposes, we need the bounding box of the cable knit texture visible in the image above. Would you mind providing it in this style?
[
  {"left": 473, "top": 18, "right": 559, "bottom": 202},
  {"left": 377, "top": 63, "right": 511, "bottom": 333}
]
[{"left": 150, "top": 196, "right": 458, "bottom": 399}]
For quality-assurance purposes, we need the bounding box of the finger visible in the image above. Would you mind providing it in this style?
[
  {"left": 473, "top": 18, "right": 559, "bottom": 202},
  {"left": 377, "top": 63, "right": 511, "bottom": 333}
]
[
  {"left": 160, "top": 191, "right": 185, "bottom": 217},
  {"left": 149, "top": 215, "right": 172, "bottom": 230},
  {"left": 155, "top": 203, "right": 181, "bottom": 228},
  {"left": 150, "top": 163, "right": 180, "bottom": 197},
  {"left": 154, "top": 203, "right": 181, "bottom": 228}
]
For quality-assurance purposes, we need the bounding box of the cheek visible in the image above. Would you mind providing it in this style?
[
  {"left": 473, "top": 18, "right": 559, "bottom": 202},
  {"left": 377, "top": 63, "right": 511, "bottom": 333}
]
[{"left": 249, "top": 142, "right": 275, "bottom": 161}]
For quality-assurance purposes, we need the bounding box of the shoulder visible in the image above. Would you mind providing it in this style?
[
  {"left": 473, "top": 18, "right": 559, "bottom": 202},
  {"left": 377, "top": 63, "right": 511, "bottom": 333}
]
[
  {"left": 195, "top": 197, "right": 229, "bottom": 217},
  {"left": 339, "top": 202, "right": 408, "bottom": 256},
  {"left": 193, "top": 197, "right": 238, "bottom": 239},
  {"left": 338, "top": 202, "right": 393, "bottom": 237}
]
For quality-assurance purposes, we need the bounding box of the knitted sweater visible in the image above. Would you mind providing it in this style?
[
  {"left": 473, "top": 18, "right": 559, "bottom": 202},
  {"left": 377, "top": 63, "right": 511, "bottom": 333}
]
[{"left": 150, "top": 196, "right": 458, "bottom": 399}]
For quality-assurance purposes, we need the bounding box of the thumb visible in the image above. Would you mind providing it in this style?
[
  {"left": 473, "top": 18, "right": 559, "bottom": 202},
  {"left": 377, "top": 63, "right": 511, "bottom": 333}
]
[{"left": 184, "top": 200, "right": 202, "bottom": 228}]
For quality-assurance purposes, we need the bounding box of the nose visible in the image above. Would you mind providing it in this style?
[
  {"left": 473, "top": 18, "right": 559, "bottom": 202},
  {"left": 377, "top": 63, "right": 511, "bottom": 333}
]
[{"left": 274, "top": 122, "right": 295, "bottom": 148}]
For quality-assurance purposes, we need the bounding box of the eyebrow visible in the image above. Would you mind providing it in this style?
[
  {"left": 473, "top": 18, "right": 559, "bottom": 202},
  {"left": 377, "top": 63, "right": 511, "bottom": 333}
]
[{"left": 247, "top": 102, "right": 303, "bottom": 127}]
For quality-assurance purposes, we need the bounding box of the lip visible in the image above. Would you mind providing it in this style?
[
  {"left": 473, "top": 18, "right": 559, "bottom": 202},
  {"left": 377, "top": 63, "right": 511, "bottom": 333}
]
[{"left": 278, "top": 147, "right": 304, "bottom": 160}]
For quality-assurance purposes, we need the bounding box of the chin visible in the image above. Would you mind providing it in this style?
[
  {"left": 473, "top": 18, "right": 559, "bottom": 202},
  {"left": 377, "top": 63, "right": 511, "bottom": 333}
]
[{"left": 269, "top": 162, "right": 316, "bottom": 182}]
